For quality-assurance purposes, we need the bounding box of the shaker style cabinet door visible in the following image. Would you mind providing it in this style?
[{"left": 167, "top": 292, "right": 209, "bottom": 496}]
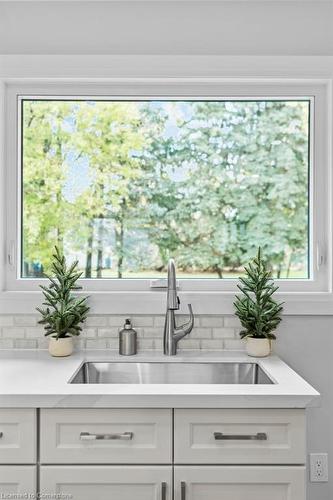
[
  {"left": 0, "top": 409, "right": 36, "bottom": 463},
  {"left": 0, "top": 466, "right": 36, "bottom": 496},
  {"left": 40, "top": 466, "right": 172, "bottom": 500},
  {"left": 174, "top": 466, "right": 305, "bottom": 500}
]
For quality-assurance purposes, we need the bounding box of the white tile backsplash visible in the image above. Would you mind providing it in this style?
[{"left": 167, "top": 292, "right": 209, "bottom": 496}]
[
  {"left": 84, "top": 316, "right": 109, "bottom": 327},
  {"left": 200, "top": 339, "right": 224, "bottom": 350},
  {"left": 2, "top": 327, "right": 25, "bottom": 338},
  {"left": 13, "top": 315, "right": 38, "bottom": 326},
  {"left": 131, "top": 316, "right": 154, "bottom": 327},
  {"left": 14, "top": 339, "right": 37, "bottom": 349},
  {"left": 224, "top": 339, "right": 246, "bottom": 350},
  {"left": 97, "top": 328, "right": 119, "bottom": 338},
  {"left": 212, "top": 327, "right": 236, "bottom": 338},
  {"left": 224, "top": 316, "right": 242, "bottom": 328},
  {"left": 0, "top": 316, "right": 14, "bottom": 327},
  {"left": 0, "top": 314, "right": 244, "bottom": 351},
  {"left": 200, "top": 316, "right": 224, "bottom": 327},
  {"left": 25, "top": 327, "right": 44, "bottom": 338},
  {"left": 0, "top": 339, "right": 14, "bottom": 349},
  {"left": 81, "top": 328, "right": 97, "bottom": 338},
  {"left": 190, "top": 328, "right": 212, "bottom": 339}
]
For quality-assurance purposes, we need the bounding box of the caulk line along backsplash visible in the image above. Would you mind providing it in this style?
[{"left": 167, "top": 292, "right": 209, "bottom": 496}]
[{"left": 0, "top": 315, "right": 244, "bottom": 351}]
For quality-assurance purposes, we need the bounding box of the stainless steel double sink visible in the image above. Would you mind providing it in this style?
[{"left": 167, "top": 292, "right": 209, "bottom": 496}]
[{"left": 69, "top": 362, "right": 273, "bottom": 385}]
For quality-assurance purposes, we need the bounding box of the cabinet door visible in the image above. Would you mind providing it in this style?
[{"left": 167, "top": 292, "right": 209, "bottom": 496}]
[
  {"left": 174, "top": 466, "right": 305, "bottom": 500},
  {"left": 40, "top": 466, "right": 172, "bottom": 500},
  {"left": 0, "top": 409, "right": 36, "bottom": 463},
  {"left": 0, "top": 466, "right": 36, "bottom": 496}
]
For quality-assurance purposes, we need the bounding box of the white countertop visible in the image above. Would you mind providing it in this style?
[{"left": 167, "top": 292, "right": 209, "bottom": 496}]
[{"left": 0, "top": 350, "right": 319, "bottom": 408}]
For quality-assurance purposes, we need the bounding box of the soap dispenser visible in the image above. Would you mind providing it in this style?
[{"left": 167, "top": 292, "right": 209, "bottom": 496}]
[{"left": 119, "top": 319, "right": 137, "bottom": 356}]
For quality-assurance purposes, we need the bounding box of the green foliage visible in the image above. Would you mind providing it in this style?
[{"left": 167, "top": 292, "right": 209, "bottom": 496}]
[
  {"left": 22, "top": 101, "right": 74, "bottom": 271},
  {"left": 234, "top": 248, "right": 283, "bottom": 339},
  {"left": 36, "top": 247, "right": 89, "bottom": 339},
  {"left": 22, "top": 100, "right": 309, "bottom": 279}
]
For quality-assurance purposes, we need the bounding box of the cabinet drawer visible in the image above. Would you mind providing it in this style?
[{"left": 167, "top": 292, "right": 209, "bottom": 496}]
[
  {"left": 40, "top": 409, "right": 172, "bottom": 463},
  {"left": 174, "top": 466, "right": 305, "bottom": 500},
  {"left": 0, "top": 466, "right": 36, "bottom": 495},
  {"left": 0, "top": 409, "right": 36, "bottom": 464},
  {"left": 40, "top": 466, "right": 172, "bottom": 500},
  {"left": 174, "top": 409, "right": 305, "bottom": 464}
]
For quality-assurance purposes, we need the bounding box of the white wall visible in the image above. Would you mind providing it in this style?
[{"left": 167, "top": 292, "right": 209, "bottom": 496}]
[
  {"left": 276, "top": 316, "right": 333, "bottom": 500},
  {"left": 0, "top": 1, "right": 332, "bottom": 55},
  {"left": 0, "top": 1, "right": 332, "bottom": 499}
]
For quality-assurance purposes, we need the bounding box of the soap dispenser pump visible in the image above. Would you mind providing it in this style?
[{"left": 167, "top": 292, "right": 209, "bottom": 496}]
[{"left": 119, "top": 319, "right": 137, "bottom": 356}]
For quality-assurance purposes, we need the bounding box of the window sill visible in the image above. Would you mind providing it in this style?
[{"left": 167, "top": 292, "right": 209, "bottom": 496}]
[{"left": 0, "top": 290, "right": 333, "bottom": 315}]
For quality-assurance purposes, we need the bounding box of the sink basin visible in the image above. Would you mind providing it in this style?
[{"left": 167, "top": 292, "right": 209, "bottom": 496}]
[{"left": 69, "top": 362, "right": 273, "bottom": 385}]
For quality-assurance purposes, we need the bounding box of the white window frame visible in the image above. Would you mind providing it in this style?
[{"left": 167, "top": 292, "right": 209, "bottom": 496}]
[{"left": 0, "top": 74, "right": 332, "bottom": 315}]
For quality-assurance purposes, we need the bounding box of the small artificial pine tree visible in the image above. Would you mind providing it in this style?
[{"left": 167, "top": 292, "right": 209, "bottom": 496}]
[
  {"left": 37, "top": 246, "right": 89, "bottom": 340},
  {"left": 234, "top": 248, "right": 283, "bottom": 340}
]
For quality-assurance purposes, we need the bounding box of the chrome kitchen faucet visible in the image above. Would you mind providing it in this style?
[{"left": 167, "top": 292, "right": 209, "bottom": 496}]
[{"left": 163, "top": 259, "right": 194, "bottom": 355}]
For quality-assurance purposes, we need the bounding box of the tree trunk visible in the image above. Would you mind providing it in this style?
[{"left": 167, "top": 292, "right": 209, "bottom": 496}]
[
  {"left": 214, "top": 265, "right": 223, "bottom": 279},
  {"left": 286, "top": 252, "right": 293, "bottom": 279},
  {"left": 277, "top": 263, "right": 282, "bottom": 279},
  {"left": 96, "top": 218, "right": 104, "bottom": 278},
  {"left": 55, "top": 137, "right": 64, "bottom": 254},
  {"left": 85, "top": 220, "right": 94, "bottom": 278},
  {"left": 56, "top": 227, "right": 63, "bottom": 250},
  {"left": 115, "top": 221, "right": 124, "bottom": 278},
  {"left": 115, "top": 199, "right": 126, "bottom": 279}
]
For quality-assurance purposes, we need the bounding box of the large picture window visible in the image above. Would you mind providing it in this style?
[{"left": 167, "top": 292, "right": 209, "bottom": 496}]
[{"left": 21, "top": 97, "right": 310, "bottom": 281}]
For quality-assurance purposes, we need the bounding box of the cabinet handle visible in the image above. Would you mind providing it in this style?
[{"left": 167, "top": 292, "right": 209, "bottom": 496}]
[
  {"left": 181, "top": 481, "right": 186, "bottom": 500},
  {"left": 161, "top": 482, "right": 167, "bottom": 500},
  {"left": 0, "top": 432, "right": 3, "bottom": 438},
  {"left": 214, "top": 432, "right": 267, "bottom": 441},
  {"left": 80, "top": 431, "right": 133, "bottom": 441}
]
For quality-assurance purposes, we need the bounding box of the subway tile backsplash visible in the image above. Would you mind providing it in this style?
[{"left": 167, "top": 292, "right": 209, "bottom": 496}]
[{"left": 0, "top": 315, "right": 244, "bottom": 351}]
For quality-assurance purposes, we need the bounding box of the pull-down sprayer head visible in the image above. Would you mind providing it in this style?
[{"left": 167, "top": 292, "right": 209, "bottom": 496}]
[{"left": 167, "top": 259, "right": 179, "bottom": 310}]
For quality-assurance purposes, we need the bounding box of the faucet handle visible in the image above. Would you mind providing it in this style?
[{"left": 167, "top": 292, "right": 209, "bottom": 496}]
[
  {"left": 171, "top": 303, "right": 195, "bottom": 348},
  {"left": 179, "top": 304, "right": 194, "bottom": 335}
]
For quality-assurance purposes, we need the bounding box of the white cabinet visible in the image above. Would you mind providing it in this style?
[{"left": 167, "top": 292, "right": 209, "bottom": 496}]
[
  {"left": 174, "top": 408, "right": 305, "bottom": 464},
  {"left": 0, "top": 407, "right": 307, "bottom": 500},
  {"left": 40, "top": 466, "right": 172, "bottom": 500},
  {"left": 0, "top": 466, "right": 36, "bottom": 496},
  {"left": 0, "top": 409, "right": 36, "bottom": 463},
  {"left": 174, "top": 466, "right": 305, "bottom": 500},
  {"left": 40, "top": 408, "right": 172, "bottom": 464}
]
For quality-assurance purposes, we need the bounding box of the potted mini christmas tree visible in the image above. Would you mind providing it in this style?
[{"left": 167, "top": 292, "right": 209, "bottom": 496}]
[
  {"left": 37, "top": 247, "right": 89, "bottom": 357},
  {"left": 234, "top": 248, "right": 283, "bottom": 357}
]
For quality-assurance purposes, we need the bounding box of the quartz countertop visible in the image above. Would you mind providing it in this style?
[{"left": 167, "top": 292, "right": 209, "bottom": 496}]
[{"left": 0, "top": 350, "right": 319, "bottom": 408}]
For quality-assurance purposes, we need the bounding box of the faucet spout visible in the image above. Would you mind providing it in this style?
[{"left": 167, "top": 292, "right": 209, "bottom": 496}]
[{"left": 163, "top": 259, "right": 194, "bottom": 355}]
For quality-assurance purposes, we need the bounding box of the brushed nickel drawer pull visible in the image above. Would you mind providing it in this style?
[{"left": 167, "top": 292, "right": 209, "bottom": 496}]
[
  {"left": 181, "top": 481, "right": 186, "bottom": 500},
  {"left": 80, "top": 431, "right": 133, "bottom": 441},
  {"left": 161, "top": 482, "right": 167, "bottom": 500},
  {"left": 214, "top": 432, "right": 267, "bottom": 441}
]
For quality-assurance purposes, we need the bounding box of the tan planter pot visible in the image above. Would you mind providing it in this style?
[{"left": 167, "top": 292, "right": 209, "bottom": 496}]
[
  {"left": 246, "top": 337, "right": 271, "bottom": 358},
  {"left": 48, "top": 336, "right": 73, "bottom": 357}
]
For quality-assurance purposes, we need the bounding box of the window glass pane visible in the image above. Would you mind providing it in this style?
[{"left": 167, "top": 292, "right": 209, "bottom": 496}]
[{"left": 21, "top": 99, "right": 310, "bottom": 279}]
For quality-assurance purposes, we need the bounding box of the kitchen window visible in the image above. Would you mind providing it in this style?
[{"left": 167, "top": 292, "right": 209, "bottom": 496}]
[{"left": 3, "top": 82, "right": 330, "bottom": 299}]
